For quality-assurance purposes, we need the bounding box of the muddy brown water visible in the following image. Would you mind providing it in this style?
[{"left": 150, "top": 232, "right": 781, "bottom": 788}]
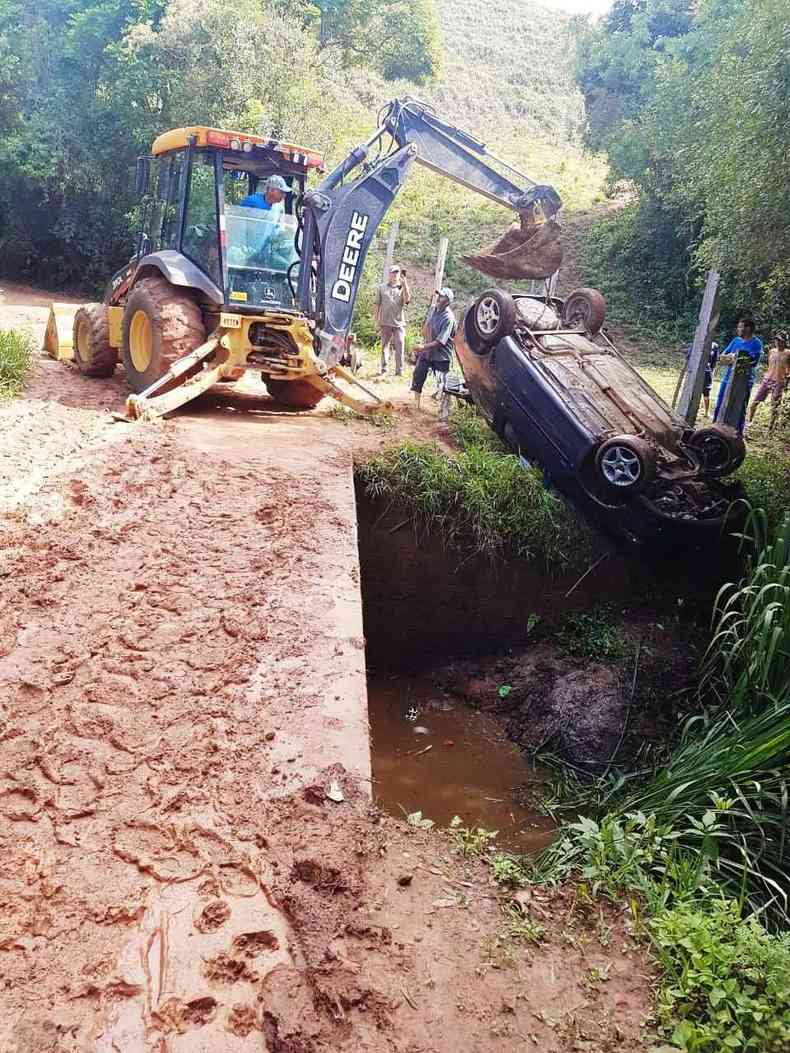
[{"left": 368, "top": 672, "right": 556, "bottom": 853}]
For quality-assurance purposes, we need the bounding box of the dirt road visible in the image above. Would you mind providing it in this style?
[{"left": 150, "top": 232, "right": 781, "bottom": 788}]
[{"left": 0, "top": 297, "right": 652, "bottom": 1051}]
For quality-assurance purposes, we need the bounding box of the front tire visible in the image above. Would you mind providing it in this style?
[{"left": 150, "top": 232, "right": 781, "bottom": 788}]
[
  {"left": 264, "top": 378, "right": 324, "bottom": 409},
  {"left": 73, "top": 304, "right": 117, "bottom": 378},
  {"left": 596, "top": 435, "right": 656, "bottom": 495},
  {"left": 121, "top": 277, "right": 205, "bottom": 394}
]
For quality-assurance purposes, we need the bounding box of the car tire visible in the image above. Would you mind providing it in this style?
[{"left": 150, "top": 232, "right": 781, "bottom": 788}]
[
  {"left": 467, "top": 289, "right": 517, "bottom": 352},
  {"left": 687, "top": 424, "right": 746, "bottom": 477},
  {"left": 73, "top": 304, "right": 117, "bottom": 378},
  {"left": 561, "top": 288, "right": 606, "bottom": 335},
  {"left": 595, "top": 435, "right": 656, "bottom": 495}
]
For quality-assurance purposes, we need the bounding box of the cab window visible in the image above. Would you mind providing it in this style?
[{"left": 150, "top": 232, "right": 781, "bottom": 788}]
[{"left": 182, "top": 153, "right": 220, "bottom": 285}]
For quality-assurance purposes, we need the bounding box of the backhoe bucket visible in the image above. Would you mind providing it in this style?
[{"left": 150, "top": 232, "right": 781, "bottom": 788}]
[
  {"left": 463, "top": 216, "right": 563, "bottom": 281},
  {"left": 44, "top": 302, "right": 79, "bottom": 361}
]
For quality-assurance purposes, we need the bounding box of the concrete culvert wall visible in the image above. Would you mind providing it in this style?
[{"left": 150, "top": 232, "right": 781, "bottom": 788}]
[{"left": 355, "top": 486, "right": 637, "bottom": 674}]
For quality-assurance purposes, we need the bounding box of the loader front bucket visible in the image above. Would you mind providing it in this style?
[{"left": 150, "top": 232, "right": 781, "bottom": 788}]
[
  {"left": 44, "top": 302, "right": 80, "bottom": 361},
  {"left": 463, "top": 215, "right": 563, "bottom": 282}
]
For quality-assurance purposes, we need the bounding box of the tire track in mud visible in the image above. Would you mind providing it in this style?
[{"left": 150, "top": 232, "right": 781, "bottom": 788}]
[{"left": 0, "top": 424, "right": 367, "bottom": 1050}]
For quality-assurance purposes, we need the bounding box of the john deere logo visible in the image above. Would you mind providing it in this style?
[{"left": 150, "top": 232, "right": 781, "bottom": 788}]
[{"left": 331, "top": 211, "right": 369, "bottom": 303}]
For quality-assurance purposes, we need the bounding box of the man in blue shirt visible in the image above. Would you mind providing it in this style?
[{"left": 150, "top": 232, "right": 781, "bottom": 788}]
[
  {"left": 410, "top": 287, "right": 456, "bottom": 411},
  {"left": 714, "top": 318, "right": 763, "bottom": 433},
  {"left": 240, "top": 174, "right": 288, "bottom": 213}
]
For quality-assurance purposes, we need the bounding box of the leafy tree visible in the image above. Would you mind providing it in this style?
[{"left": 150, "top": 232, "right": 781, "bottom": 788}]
[
  {"left": 282, "top": 0, "right": 442, "bottom": 83},
  {"left": 0, "top": 0, "right": 390, "bottom": 290},
  {"left": 573, "top": 0, "right": 790, "bottom": 333}
]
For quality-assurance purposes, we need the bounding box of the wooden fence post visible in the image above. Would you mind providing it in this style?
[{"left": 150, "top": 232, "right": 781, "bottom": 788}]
[
  {"left": 433, "top": 236, "right": 449, "bottom": 296},
  {"left": 381, "top": 221, "right": 399, "bottom": 284},
  {"left": 676, "top": 269, "right": 720, "bottom": 425}
]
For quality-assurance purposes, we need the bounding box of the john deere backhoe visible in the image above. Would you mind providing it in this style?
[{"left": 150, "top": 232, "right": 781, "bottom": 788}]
[{"left": 45, "top": 97, "right": 563, "bottom": 419}]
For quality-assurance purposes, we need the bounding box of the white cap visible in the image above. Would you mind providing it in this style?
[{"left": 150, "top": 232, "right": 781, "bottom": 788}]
[
  {"left": 265, "top": 175, "right": 289, "bottom": 192},
  {"left": 438, "top": 286, "right": 454, "bottom": 303}
]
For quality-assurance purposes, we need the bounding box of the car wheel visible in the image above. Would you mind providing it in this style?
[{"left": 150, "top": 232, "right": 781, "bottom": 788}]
[
  {"left": 687, "top": 424, "right": 746, "bottom": 477},
  {"left": 595, "top": 436, "right": 656, "bottom": 495},
  {"left": 468, "top": 289, "right": 517, "bottom": 351},
  {"left": 561, "top": 288, "right": 606, "bottom": 335}
]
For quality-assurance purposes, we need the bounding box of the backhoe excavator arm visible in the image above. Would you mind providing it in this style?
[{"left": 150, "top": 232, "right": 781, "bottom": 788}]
[{"left": 297, "top": 96, "right": 562, "bottom": 367}]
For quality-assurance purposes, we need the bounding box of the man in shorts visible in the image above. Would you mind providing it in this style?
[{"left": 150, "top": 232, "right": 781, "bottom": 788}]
[{"left": 747, "top": 330, "right": 789, "bottom": 433}]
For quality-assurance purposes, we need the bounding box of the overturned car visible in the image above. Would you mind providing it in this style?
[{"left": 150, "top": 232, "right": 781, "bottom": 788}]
[{"left": 453, "top": 287, "right": 745, "bottom": 546}]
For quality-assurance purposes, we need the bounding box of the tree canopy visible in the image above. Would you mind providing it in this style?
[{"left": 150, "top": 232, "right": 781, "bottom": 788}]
[
  {"left": 0, "top": 0, "right": 441, "bottom": 288},
  {"left": 573, "top": 0, "right": 790, "bottom": 330}
]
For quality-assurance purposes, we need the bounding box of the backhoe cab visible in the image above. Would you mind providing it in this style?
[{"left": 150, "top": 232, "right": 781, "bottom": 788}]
[{"left": 48, "top": 125, "right": 385, "bottom": 417}]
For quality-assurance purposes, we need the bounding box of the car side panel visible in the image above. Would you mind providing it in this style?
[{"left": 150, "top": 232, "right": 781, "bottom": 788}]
[{"left": 456, "top": 327, "right": 595, "bottom": 478}]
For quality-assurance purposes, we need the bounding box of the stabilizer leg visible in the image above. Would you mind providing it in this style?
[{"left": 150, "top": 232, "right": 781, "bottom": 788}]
[
  {"left": 123, "top": 337, "right": 223, "bottom": 421},
  {"left": 316, "top": 365, "right": 394, "bottom": 416}
]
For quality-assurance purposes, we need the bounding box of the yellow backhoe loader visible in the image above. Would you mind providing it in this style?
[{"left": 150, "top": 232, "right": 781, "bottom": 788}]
[{"left": 45, "top": 97, "right": 563, "bottom": 421}]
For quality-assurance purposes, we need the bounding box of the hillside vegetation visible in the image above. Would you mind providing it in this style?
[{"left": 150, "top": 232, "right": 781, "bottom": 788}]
[
  {"left": 425, "top": 0, "right": 584, "bottom": 141},
  {"left": 0, "top": 0, "right": 594, "bottom": 299},
  {"left": 572, "top": 0, "right": 790, "bottom": 338}
]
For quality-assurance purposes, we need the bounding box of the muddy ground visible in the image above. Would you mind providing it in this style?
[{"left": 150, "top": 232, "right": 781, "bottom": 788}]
[{"left": 0, "top": 289, "right": 656, "bottom": 1051}]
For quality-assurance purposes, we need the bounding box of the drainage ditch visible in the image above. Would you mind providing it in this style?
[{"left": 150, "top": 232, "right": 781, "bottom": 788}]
[{"left": 356, "top": 486, "right": 642, "bottom": 852}]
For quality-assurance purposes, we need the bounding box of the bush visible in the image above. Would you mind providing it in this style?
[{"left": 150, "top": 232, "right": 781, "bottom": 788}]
[
  {"left": 581, "top": 201, "right": 700, "bottom": 347},
  {"left": 533, "top": 809, "right": 790, "bottom": 1051},
  {"left": 0, "top": 329, "right": 34, "bottom": 398},
  {"left": 737, "top": 452, "right": 790, "bottom": 536},
  {"left": 652, "top": 901, "right": 790, "bottom": 1053}
]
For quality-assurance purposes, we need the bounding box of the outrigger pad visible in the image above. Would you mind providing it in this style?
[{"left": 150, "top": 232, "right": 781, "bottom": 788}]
[{"left": 463, "top": 217, "right": 563, "bottom": 281}]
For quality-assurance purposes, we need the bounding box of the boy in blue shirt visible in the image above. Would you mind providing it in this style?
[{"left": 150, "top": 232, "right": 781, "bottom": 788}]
[{"left": 713, "top": 318, "right": 763, "bottom": 434}]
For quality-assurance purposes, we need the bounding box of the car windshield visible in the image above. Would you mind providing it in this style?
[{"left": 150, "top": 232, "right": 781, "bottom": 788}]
[{"left": 225, "top": 206, "right": 299, "bottom": 309}]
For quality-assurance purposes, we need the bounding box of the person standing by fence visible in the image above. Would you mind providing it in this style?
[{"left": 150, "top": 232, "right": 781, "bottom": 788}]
[
  {"left": 714, "top": 318, "right": 763, "bottom": 434},
  {"left": 747, "top": 330, "right": 789, "bottom": 434},
  {"left": 375, "top": 265, "right": 411, "bottom": 377}
]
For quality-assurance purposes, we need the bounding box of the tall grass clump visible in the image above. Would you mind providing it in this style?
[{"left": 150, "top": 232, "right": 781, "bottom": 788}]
[
  {"left": 0, "top": 329, "right": 34, "bottom": 398},
  {"left": 358, "top": 406, "right": 597, "bottom": 571},
  {"left": 702, "top": 512, "right": 790, "bottom": 707},
  {"left": 737, "top": 451, "right": 790, "bottom": 538}
]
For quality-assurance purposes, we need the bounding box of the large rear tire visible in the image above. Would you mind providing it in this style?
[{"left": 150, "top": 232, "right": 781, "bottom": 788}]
[
  {"left": 264, "top": 378, "right": 325, "bottom": 409},
  {"left": 73, "top": 304, "right": 117, "bottom": 378},
  {"left": 121, "top": 277, "right": 205, "bottom": 394}
]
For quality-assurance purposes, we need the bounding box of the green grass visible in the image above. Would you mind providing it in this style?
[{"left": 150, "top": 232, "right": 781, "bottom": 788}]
[
  {"left": 526, "top": 811, "right": 790, "bottom": 1052},
  {"left": 737, "top": 449, "right": 790, "bottom": 535},
  {"left": 557, "top": 606, "right": 630, "bottom": 663},
  {"left": 0, "top": 329, "right": 34, "bottom": 398},
  {"left": 356, "top": 405, "right": 595, "bottom": 571}
]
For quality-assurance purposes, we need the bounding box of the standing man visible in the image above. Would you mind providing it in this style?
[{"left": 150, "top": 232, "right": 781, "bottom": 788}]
[
  {"left": 714, "top": 318, "right": 763, "bottom": 434},
  {"left": 747, "top": 330, "right": 790, "bottom": 434},
  {"left": 375, "top": 265, "right": 411, "bottom": 377},
  {"left": 410, "top": 287, "right": 456, "bottom": 411}
]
